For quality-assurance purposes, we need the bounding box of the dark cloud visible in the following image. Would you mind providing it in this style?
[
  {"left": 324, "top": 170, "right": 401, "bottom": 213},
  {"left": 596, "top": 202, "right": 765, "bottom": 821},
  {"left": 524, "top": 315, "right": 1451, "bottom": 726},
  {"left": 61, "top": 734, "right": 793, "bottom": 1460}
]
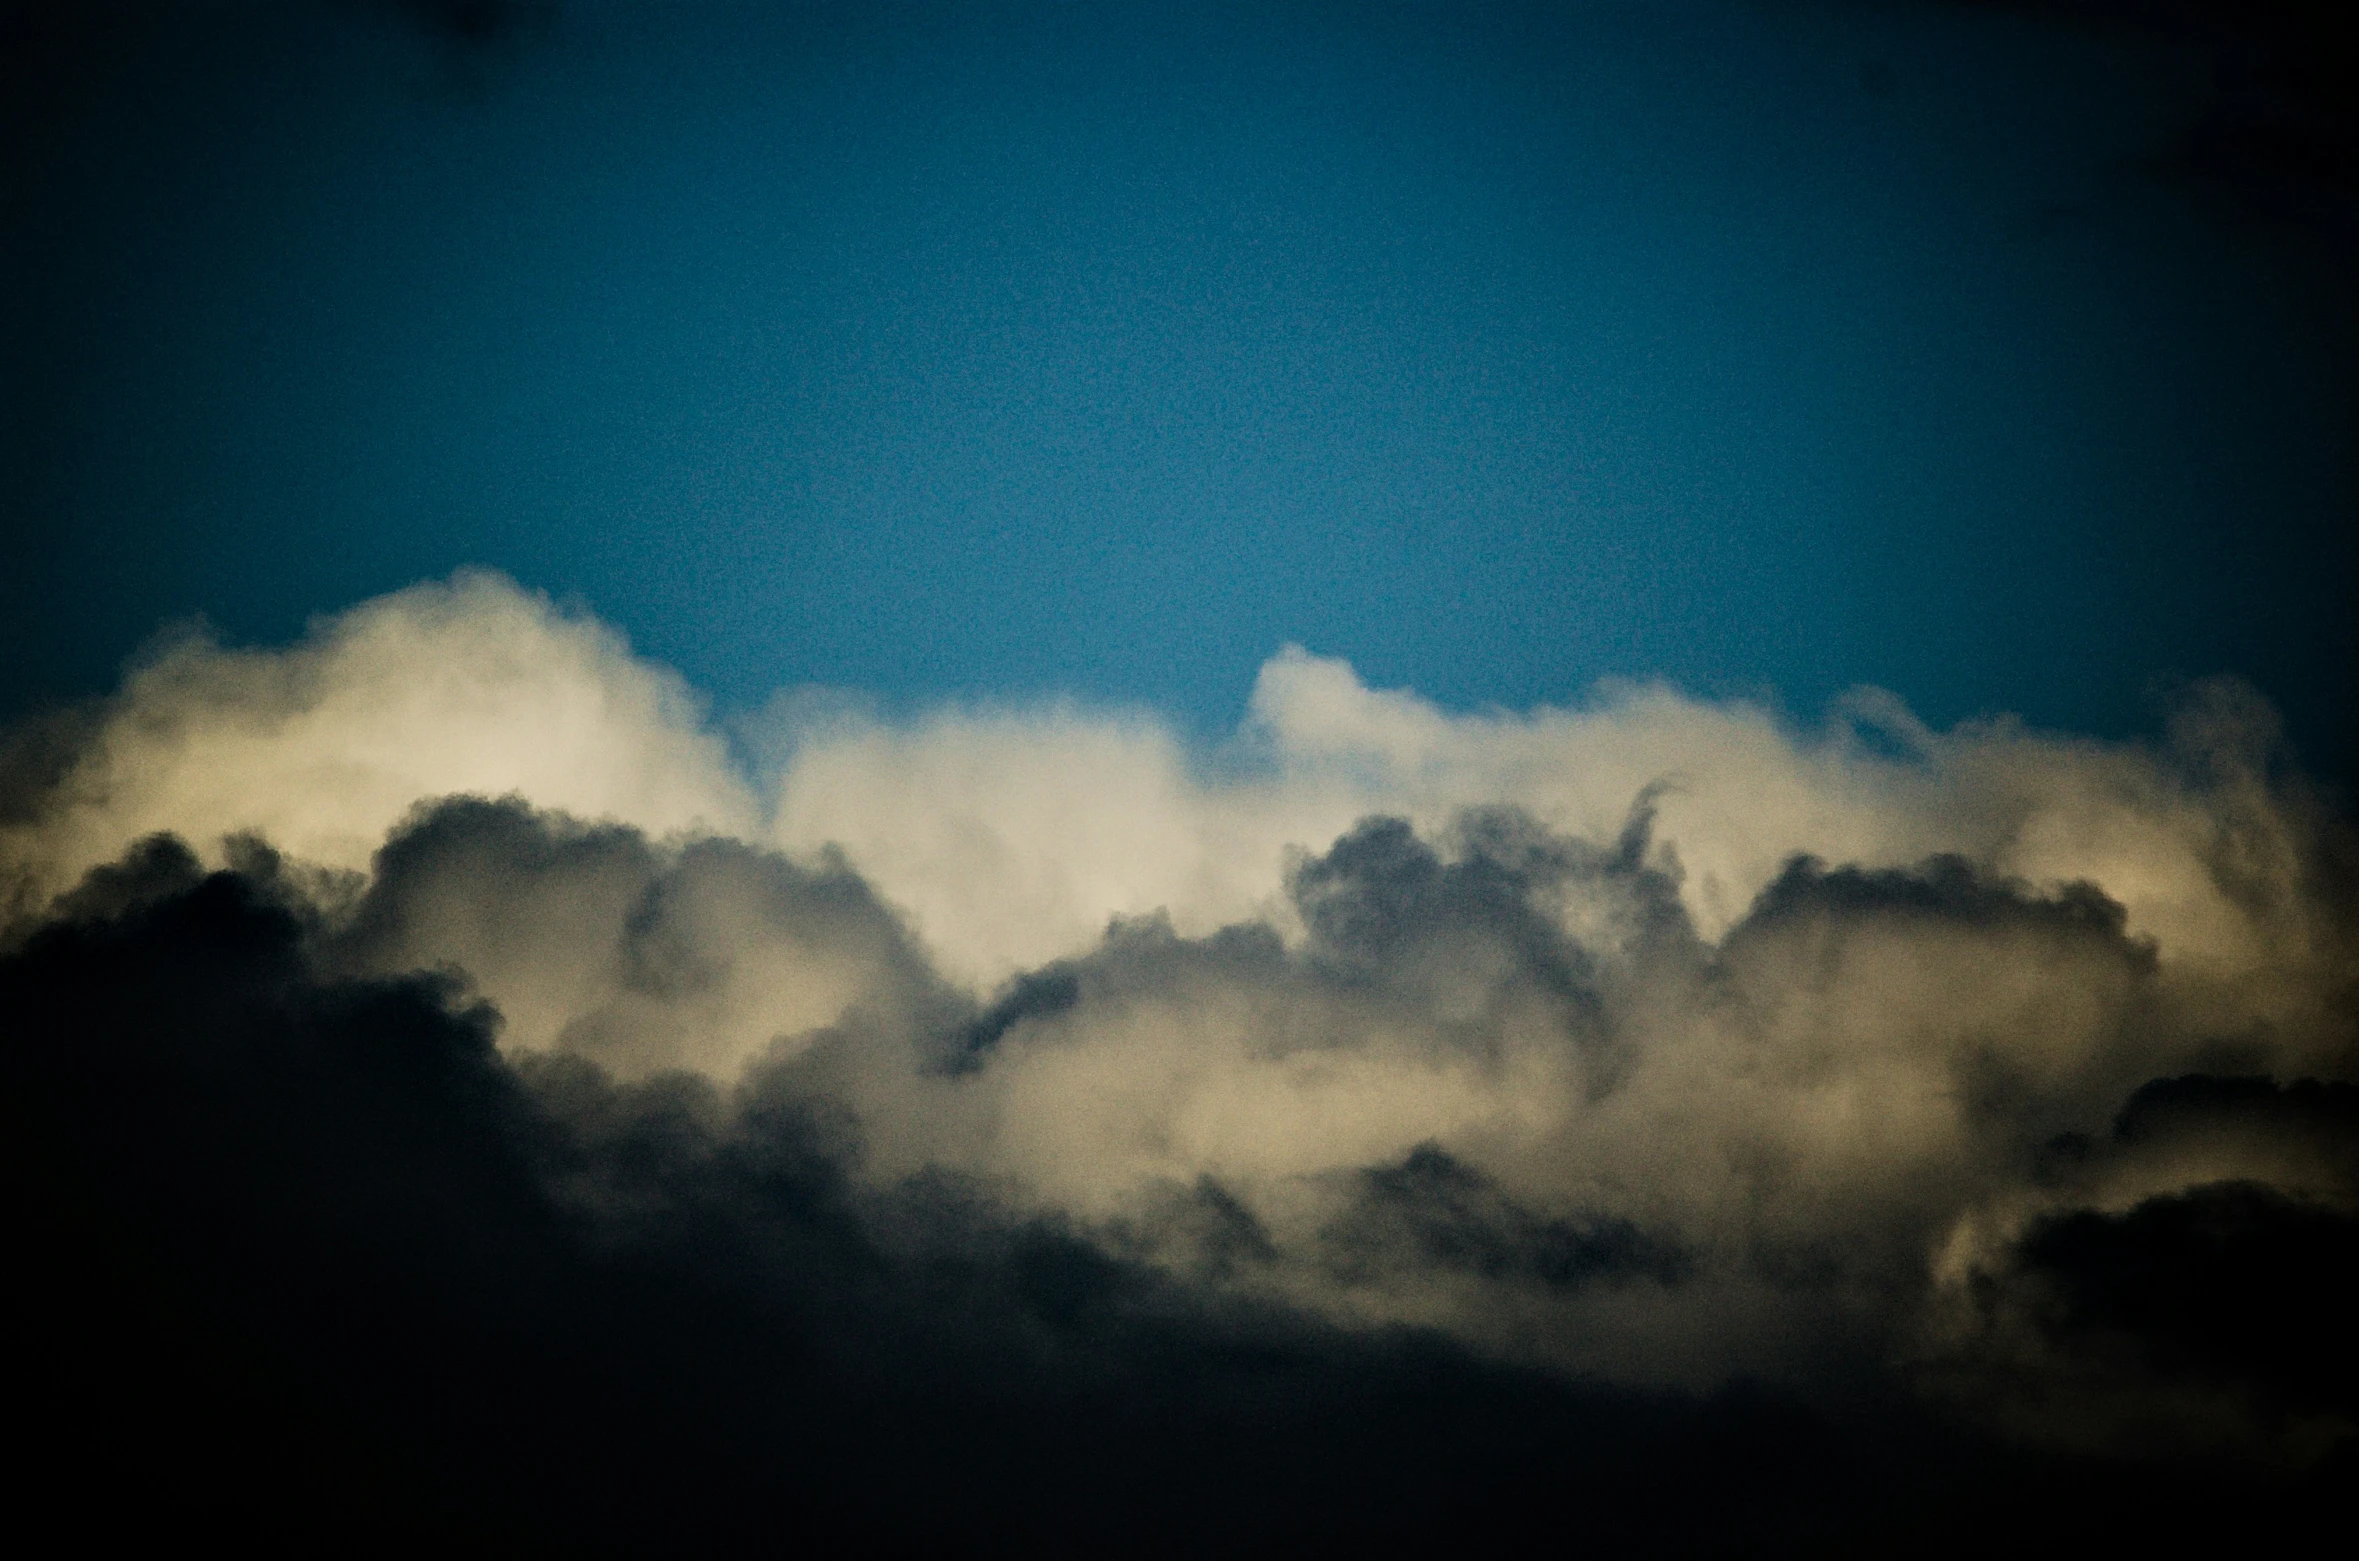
[
  {"left": 1932, "top": 1062, "right": 2359, "bottom": 1462},
  {"left": 2019, "top": 1180, "right": 2359, "bottom": 1414},
  {"left": 1739, "top": 852, "right": 2141, "bottom": 949},
  {"left": 956, "top": 963, "right": 1086, "bottom": 1070},
  {"left": 1283, "top": 804, "right": 1699, "bottom": 1095},
  {"left": 333, "top": 793, "right": 959, "bottom": 1077},
  {"left": 2031, "top": 1074, "right": 2359, "bottom": 1418},
  {"left": 2113, "top": 1072, "right": 2359, "bottom": 1151},
  {"left": 1717, "top": 852, "right": 2164, "bottom": 1145},
  {"left": 952, "top": 803, "right": 1683, "bottom": 1111},
  {"left": 1327, "top": 1142, "right": 1692, "bottom": 1292},
  {"left": 953, "top": 911, "right": 1298, "bottom": 1076},
  {"left": 1291, "top": 811, "right": 1625, "bottom": 1003},
  {"left": 0, "top": 837, "right": 2011, "bottom": 1548}
]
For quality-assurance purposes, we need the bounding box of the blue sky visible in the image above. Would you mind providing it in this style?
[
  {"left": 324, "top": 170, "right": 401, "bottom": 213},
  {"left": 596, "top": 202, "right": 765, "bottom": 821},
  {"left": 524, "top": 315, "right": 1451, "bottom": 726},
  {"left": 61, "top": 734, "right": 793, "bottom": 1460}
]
[{"left": 7, "top": 0, "right": 2352, "bottom": 769}]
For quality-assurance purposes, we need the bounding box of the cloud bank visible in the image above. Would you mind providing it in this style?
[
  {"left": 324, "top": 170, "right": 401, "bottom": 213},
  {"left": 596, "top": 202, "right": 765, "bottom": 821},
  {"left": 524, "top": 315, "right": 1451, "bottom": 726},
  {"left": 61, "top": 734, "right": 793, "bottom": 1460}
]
[{"left": 9, "top": 572, "right": 2354, "bottom": 1545}]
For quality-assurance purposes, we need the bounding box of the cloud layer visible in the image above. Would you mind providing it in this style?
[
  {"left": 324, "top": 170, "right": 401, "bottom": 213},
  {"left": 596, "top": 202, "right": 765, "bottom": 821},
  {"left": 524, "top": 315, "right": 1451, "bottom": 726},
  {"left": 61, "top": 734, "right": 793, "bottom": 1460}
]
[{"left": 8, "top": 573, "right": 2354, "bottom": 1542}]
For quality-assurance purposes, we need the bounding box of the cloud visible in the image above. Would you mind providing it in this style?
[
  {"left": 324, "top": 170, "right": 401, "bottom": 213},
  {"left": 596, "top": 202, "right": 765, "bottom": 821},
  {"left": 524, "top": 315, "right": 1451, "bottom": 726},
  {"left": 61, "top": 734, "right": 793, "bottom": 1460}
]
[
  {"left": 6, "top": 572, "right": 2355, "bottom": 1538},
  {"left": 1324, "top": 1142, "right": 1693, "bottom": 1293},
  {"left": 1, "top": 571, "right": 754, "bottom": 922},
  {"left": 336, "top": 793, "right": 953, "bottom": 1079}
]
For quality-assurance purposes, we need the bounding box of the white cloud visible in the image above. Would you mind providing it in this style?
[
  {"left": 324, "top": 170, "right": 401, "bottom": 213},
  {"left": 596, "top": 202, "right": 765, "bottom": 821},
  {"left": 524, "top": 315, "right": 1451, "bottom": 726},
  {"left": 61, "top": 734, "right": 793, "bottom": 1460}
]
[
  {"left": 8, "top": 572, "right": 2351, "bottom": 1449},
  {"left": 2, "top": 572, "right": 755, "bottom": 915}
]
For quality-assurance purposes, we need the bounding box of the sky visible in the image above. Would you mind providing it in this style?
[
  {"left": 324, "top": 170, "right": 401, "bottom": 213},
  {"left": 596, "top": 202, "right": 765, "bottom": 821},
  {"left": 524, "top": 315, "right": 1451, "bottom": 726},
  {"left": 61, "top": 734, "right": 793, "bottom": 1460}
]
[
  {"left": 5, "top": 1, "right": 2356, "bottom": 1550},
  {"left": 7, "top": 0, "right": 2354, "bottom": 767}
]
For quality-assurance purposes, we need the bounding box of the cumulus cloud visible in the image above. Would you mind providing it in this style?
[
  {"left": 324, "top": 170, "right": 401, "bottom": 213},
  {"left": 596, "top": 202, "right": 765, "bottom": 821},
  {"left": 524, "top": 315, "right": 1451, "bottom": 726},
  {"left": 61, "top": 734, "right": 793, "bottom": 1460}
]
[
  {"left": 7, "top": 572, "right": 2355, "bottom": 1542},
  {"left": 0, "top": 571, "right": 754, "bottom": 919}
]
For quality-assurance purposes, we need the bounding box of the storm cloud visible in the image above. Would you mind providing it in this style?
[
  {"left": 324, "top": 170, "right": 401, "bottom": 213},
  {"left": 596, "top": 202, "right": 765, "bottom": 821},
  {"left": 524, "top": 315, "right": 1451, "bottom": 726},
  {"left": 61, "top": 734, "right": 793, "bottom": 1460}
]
[{"left": 8, "top": 574, "right": 2355, "bottom": 1546}]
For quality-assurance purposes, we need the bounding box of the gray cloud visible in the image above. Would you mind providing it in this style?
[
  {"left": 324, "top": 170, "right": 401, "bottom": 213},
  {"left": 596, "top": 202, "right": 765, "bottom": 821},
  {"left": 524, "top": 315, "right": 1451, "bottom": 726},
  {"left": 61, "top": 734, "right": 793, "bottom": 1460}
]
[
  {"left": 1324, "top": 1142, "right": 1693, "bottom": 1293},
  {"left": 6, "top": 576, "right": 2355, "bottom": 1542}
]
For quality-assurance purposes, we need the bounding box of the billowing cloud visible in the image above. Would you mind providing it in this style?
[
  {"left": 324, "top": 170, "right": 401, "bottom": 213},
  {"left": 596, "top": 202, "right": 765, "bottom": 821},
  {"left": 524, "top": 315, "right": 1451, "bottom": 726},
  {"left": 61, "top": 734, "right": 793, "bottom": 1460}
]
[
  {"left": 0, "top": 571, "right": 755, "bottom": 920},
  {"left": 7, "top": 573, "right": 2354, "bottom": 1543}
]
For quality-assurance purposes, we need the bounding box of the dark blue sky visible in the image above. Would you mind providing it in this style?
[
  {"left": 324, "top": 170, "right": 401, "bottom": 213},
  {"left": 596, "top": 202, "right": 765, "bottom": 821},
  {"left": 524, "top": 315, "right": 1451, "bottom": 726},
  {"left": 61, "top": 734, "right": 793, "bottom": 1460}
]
[{"left": 7, "top": 1, "right": 2352, "bottom": 771}]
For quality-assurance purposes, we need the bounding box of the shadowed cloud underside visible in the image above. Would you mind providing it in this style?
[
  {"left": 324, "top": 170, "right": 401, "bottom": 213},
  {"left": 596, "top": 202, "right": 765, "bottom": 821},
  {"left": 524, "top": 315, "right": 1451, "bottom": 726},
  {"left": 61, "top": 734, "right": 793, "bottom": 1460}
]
[{"left": 6, "top": 574, "right": 2354, "bottom": 1546}]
